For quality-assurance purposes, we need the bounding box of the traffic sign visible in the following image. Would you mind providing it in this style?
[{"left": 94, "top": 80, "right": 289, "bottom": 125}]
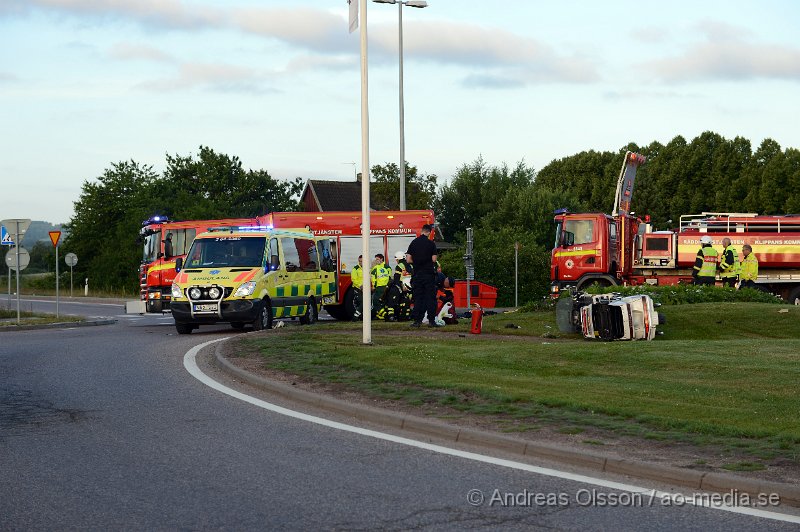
[
  {"left": 1, "top": 219, "right": 31, "bottom": 236},
  {"left": 49, "top": 231, "right": 62, "bottom": 247},
  {"left": 5, "top": 247, "right": 30, "bottom": 271},
  {"left": 0, "top": 225, "right": 13, "bottom": 246},
  {"left": 65, "top": 253, "right": 78, "bottom": 266}
]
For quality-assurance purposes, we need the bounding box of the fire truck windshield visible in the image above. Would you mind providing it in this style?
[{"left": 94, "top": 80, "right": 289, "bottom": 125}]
[
  {"left": 143, "top": 231, "right": 161, "bottom": 263},
  {"left": 185, "top": 236, "right": 266, "bottom": 268},
  {"left": 555, "top": 219, "right": 595, "bottom": 247}
]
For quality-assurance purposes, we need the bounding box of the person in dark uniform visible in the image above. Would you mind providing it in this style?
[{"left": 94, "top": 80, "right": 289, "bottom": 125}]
[{"left": 405, "top": 224, "right": 440, "bottom": 327}]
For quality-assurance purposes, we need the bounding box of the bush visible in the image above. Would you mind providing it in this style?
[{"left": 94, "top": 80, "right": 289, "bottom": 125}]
[{"left": 586, "top": 284, "right": 783, "bottom": 305}]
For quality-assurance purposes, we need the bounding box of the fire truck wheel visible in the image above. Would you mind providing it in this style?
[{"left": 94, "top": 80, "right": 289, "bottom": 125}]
[
  {"left": 300, "top": 297, "right": 318, "bottom": 325},
  {"left": 253, "top": 298, "right": 273, "bottom": 330},
  {"left": 175, "top": 322, "right": 194, "bottom": 335}
]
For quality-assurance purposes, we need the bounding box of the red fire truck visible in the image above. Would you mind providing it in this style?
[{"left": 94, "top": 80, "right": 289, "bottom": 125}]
[
  {"left": 132, "top": 215, "right": 255, "bottom": 313},
  {"left": 551, "top": 152, "right": 800, "bottom": 302},
  {"left": 258, "top": 210, "right": 435, "bottom": 320}
]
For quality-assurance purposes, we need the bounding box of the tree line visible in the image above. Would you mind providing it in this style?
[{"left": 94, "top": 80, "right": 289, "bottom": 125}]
[{"left": 55, "top": 133, "right": 798, "bottom": 303}]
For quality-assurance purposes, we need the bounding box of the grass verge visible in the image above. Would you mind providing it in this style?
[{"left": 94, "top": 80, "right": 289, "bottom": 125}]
[
  {"left": 0, "top": 308, "right": 84, "bottom": 326},
  {"left": 235, "top": 302, "right": 800, "bottom": 468}
]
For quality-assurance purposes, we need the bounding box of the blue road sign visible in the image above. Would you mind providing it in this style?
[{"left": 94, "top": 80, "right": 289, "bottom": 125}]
[{"left": 1, "top": 225, "right": 14, "bottom": 246}]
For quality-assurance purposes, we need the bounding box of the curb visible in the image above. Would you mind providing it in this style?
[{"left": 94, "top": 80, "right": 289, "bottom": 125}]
[
  {"left": 211, "top": 341, "right": 800, "bottom": 507},
  {"left": 0, "top": 319, "right": 117, "bottom": 332}
]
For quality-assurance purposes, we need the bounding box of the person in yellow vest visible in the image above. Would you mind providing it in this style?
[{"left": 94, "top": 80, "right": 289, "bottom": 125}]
[
  {"left": 719, "top": 237, "right": 740, "bottom": 288},
  {"left": 350, "top": 255, "right": 365, "bottom": 320},
  {"left": 692, "top": 235, "right": 718, "bottom": 285},
  {"left": 371, "top": 254, "right": 391, "bottom": 319},
  {"left": 739, "top": 244, "right": 759, "bottom": 290}
]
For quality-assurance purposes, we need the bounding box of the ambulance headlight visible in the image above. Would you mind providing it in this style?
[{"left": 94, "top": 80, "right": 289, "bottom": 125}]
[
  {"left": 208, "top": 286, "right": 222, "bottom": 300},
  {"left": 234, "top": 281, "right": 257, "bottom": 297},
  {"left": 188, "top": 287, "right": 202, "bottom": 300},
  {"left": 171, "top": 283, "right": 183, "bottom": 299}
]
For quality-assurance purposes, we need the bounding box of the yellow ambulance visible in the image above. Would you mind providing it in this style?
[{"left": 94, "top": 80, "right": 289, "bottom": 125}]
[{"left": 170, "top": 226, "right": 337, "bottom": 334}]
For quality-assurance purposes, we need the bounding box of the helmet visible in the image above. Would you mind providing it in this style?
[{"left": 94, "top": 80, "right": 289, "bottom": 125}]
[
  {"left": 394, "top": 251, "right": 405, "bottom": 261},
  {"left": 700, "top": 235, "right": 713, "bottom": 245}
]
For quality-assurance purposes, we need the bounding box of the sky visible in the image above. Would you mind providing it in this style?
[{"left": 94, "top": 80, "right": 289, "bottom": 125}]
[{"left": 2, "top": 0, "right": 799, "bottom": 224}]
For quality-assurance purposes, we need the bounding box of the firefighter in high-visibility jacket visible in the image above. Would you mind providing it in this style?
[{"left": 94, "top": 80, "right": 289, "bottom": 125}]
[
  {"left": 692, "top": 235, "right": 718, "bottom": 285},
  {"left": 383, "top": 251, "right": 413, "bottom": 321},
  {"left": 739, "top": 244, "right": 759, "bottom": 290},
  {"left": 350, "top": 255, "right": 365, "bottom": 320},
  {"left": 371, "top": 254, "right": 391, "bottom": 319},
  {"left": 719, "top": 237, "right": 740, "bottom": 288}
]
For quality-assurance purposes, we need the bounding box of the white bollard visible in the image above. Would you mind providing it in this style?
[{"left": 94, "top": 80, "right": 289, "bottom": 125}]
[{"left": 84, "top": 278, "right": 89, "bottom": 297}]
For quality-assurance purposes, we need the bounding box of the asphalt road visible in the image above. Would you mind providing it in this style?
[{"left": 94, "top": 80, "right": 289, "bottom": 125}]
[{"left": 1, "top": 298, "right": 797, "bottom": 530}]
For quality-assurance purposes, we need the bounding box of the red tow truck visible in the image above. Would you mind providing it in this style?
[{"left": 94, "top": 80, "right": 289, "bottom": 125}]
[{"left": 551, "top": 152, "right": 800, "bottom": 302}]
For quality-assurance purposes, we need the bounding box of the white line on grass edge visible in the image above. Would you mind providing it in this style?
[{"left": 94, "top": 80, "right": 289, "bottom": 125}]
[{"left": 184, "top": 337, "right": 799, "bottom": 524}]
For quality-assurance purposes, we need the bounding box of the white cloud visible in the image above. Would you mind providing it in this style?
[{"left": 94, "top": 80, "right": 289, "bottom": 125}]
[
  {"left": 136, "top": 61, "right": 277, "bottom": 94},
  {"left": 646, "top": 22, "right": 800, "bottom": 82},
  {"left": 109, "top": 42, "right": 173, "bottom": 63},
  {"left": 11, "top": 0, "right": 599, "bottom": 85}
]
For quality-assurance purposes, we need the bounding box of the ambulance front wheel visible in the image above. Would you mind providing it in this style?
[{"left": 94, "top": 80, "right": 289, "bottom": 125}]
[
  {"left": 253, "top": 298, "right": 273, "bottom": 331},
  {"left": 300, "top": 297, "right": 318, "bottom": 325},
  {"left": 175, "top": 322, "right": 195, "bottom": 335}
]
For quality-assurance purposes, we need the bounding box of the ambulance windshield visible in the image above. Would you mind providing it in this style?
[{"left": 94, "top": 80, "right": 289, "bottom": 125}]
[{"left": 185, "top": 236, "right": 265, "bottom": 268}]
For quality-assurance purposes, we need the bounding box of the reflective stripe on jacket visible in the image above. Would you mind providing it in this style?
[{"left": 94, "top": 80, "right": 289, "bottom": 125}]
[{"left": 697, "top": 247, "right": 718, "bottom": 278}]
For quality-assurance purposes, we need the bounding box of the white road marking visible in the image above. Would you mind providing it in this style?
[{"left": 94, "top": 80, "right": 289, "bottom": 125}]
[{"left": 183, "top": 338, "right": 800, "bottom": 524}]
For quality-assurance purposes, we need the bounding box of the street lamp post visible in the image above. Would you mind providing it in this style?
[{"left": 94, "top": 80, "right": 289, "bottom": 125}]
[{"left": 373, "top": 0, "right": 428, "bottom": 211}]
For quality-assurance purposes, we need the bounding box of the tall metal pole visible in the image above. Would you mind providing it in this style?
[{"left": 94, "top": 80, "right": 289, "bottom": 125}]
[
  {"left": 14, "top": 222, "right": 20, "bottom": 325},
  {"left": 55, "top": 244, "right": 59, "bottom": 318},
  {"left": 398, "top": 1, "right": 406, "bottom": 211},
  {"left": 514, "top": 242, "right": 519, "bottom": 308},
  {"left": 360, "top": 0, "right": 372, "bottom": 345}
]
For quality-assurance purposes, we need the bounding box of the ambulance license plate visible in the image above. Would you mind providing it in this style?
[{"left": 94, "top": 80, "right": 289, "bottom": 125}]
[{"left": 194, "top": 303, "right": 218, "bottom": 312}]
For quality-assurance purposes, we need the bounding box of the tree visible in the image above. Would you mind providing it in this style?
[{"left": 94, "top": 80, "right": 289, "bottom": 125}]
[
  {"left": 157, "top": 146, "right": 303, "bottom": 219},
  {"left": 369, "top": 162, "right": 437, "bottom": 210},
  {"left": 434, "top": 158, "right": 534, "bottom": 241},
  {"left": 64, "top": 160, "right": 158, "bottom": 292},
  {"left": 64, "top": 147, "right": 304, "bottom": 293}
]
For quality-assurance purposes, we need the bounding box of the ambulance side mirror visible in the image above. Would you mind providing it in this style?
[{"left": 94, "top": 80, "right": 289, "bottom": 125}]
[{"left": 175, "top": 257, "right": 183, "bottom": 272}]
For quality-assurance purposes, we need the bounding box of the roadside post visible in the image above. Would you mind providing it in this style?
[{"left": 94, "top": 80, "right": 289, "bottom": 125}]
[
  {"left": 49, "top": 231, "right": 62, "bottom": 317},
  {"left": 514, "top": 241, "right": 520, "bottom": 308},
  {"left": 1, "top": 219, "right": 31, "bottom": 324},
  {"left": 65, "top": 253, "right": 78, "bottom": 297},
  {"left": 464, "top": 228, "right": 474, "bottom": 310},
  {"left": 2, "top": 224, "right": 13, "bottom": 302}
]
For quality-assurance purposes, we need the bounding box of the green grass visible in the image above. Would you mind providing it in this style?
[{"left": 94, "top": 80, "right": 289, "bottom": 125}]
[
  {"left": 0, "top": 308, "right": 84, "bottom": 326},
  {"left": 239, "top": 302, "right": 800, "bottom": 464}
]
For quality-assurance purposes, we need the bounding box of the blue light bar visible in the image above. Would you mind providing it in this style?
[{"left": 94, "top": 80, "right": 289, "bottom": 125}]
[
  {"left": 554, "top": 208, "right": 570, "bottom": 215},
  {"left": 236, "top": 225, "right": 269, "bottom": 232}
]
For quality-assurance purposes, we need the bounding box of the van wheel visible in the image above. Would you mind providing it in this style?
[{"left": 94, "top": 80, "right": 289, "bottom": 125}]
[
  {"left": 253, "top": 299, "right": 273, "bottom": 330},
  {"left": 300, "top": 297, "right": 318, "bottom": 325},
  {"left": 175, "top": 322, "right": 194, "bottom": 335}
]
